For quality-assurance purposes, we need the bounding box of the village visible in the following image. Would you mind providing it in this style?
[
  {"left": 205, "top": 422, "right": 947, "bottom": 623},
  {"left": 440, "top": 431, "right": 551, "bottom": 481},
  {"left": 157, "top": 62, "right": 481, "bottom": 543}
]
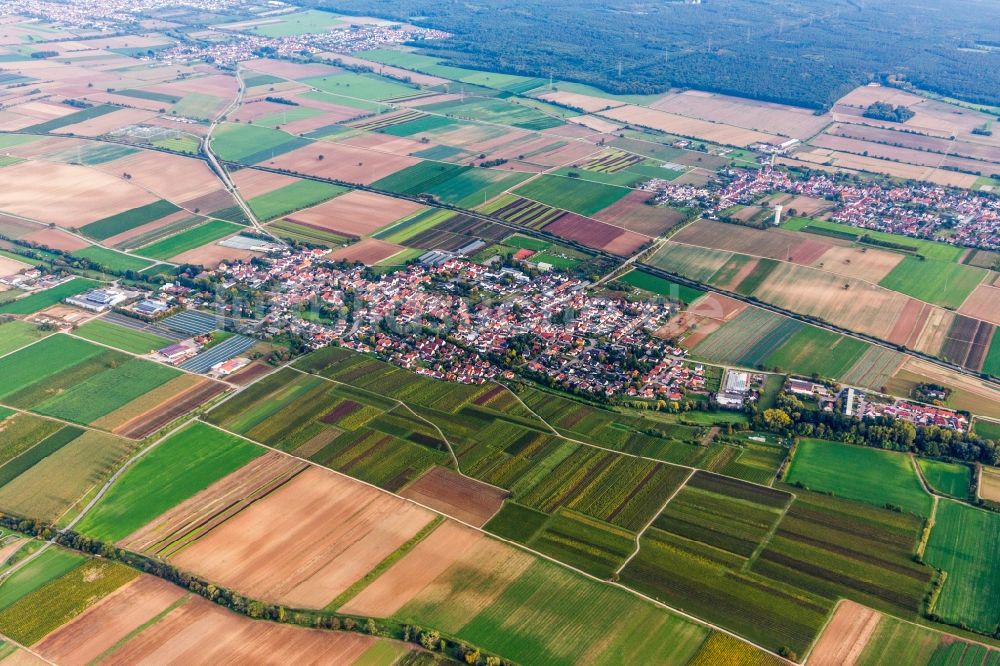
[
  {"left": 217, "top": 248, "right": 710, "bottom": 401},
  {"left": 644, "top": 166, "right": 1000, "bottom": 251}
]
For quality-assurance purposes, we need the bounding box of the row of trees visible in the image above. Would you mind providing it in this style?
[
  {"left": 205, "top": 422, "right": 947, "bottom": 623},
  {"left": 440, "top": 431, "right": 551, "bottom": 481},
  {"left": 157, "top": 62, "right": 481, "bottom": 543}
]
[{"left": 0, "top": 514, "right": 505, "bottom": 666}]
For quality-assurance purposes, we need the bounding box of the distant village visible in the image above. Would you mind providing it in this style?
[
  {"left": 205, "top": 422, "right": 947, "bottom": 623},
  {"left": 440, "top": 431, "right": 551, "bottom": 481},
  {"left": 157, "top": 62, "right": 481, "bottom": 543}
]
[{"left": 645, "top": 166, "right": 1000, "bottom": 251}]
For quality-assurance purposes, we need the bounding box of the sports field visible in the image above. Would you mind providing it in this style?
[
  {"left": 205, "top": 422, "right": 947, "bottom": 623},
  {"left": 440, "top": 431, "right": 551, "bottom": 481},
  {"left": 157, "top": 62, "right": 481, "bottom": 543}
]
[
  {"left": 785, "top": 439, "right": 933, "bottom": 516},
  {"left": 924, "top": 500, "right": 1000, "bottom": 633},
  {"left": 75, "top": 422, "right": 264, "bottom": 541}
]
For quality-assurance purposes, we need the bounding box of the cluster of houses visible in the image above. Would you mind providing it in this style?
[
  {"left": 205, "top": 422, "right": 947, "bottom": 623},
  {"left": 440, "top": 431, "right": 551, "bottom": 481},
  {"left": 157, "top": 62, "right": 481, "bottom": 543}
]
[
  {"left": 156, "top": 17, "right": 449, "bottom": 67},
  {"left": 216, "top": 249, "right": 711, "bottom": 399},
  {"left": 845, "top": 387, "right": 969, "bottom": 431},
  {"left": 644, "top": 165, "right": 999, "bottom": 251}
]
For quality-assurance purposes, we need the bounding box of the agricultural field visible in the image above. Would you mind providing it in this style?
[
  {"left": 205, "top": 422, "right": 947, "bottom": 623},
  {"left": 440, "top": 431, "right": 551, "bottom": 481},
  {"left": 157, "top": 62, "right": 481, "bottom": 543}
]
[
  {"left": 762, "top": 326, "right": 869, "bottom": 379},
  {"left": 916, "top": 459, "right": 971, "bottom": 499},
  {"left": 210, "top": 123, "right": 311, "bottom": 164},
  {"left": 0, "top": 277, "right": 99, "bottom": 315},
  {"left": 513, "top": 174, "right": 630, "bottom": 217},
  {"left": 854, "top": 613, "right": 1000, "bottom": 666},
  {"left": 981, "top": 464, "right": 1000, "bottom": 503},
  {"left": 692, "top": 307, "right": 802, "bottom": 368},
  {"left": 0, "top": 429, "right": 138, "bottom": 523},
  {"left": 246, "top": 179, "right": 347, "bottom": 221},
  {"left": 0, "top": 319, "right": 48, "bottom": 356},
  {"left": 81, "top": 200, "right": 180, "bottom": 241},
  {"left": 620, "top": 269, "right": 705, "bottom": 304},
  {"left": 924, "top": 500, "right": 1000, "bottom": 634},
  {"left": 75, "top": 422, "right": 264, "bottom": 542},
  {"left": 0, "top": 546, "right": 84, "bottom": 611},
  {"left": 622, "top": 474, "right": 826, "bottom": 655},
  {"left": 879, "top": 256, "right": 987, "bottom": 309},
  {"left": 343, "top": 518, "right": 713, "bottom": 666},
  {"left": 785, "top": 439, "right": 933, "bottom": 516},
  {"left": 136, "top": 219, "right": 241, "bottom": 260},
  {"left": 73, "top": 318, "right": 172, "bottom": 354},
  {"left": 0, "top": 558, "right": 138, "bottom": 646}
]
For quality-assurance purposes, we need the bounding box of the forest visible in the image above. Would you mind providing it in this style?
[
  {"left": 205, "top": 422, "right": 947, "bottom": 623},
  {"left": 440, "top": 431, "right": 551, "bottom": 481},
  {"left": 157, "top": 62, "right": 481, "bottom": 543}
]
[{"left": 309, "top": 0, "right": 1000, "bottom": 110}]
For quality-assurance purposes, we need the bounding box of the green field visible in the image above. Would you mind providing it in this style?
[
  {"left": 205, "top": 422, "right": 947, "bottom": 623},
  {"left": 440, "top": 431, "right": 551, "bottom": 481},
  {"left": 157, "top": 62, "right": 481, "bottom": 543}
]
[
  {"left": 0, "top": 430, "right": 137, "bottom": 522},
  {"left": 210, "top": 123, "right": 311, "bottom": 164},
  {"left": 34, "top": 357, "right": 178, "bottom": 424},
  {"left": 916, "top": 459, "right": 971, "bottom": 499},
  {"left": 924, "top": 500, "right": 1000, "bottom": 633},
  {"left": 0, "top": 320, "right": 48, "bottom": 357},
  {"left": 246, "top": 179, "right": 347, "bottom": 221},
  {"left": 764, "top": 327, "right": 869, "bottom": 378},
  {"left": 71, "top": 246, "right": 152, "bottom": 272},
  {"left": 0, "top": 559, "right": 137, "bottom": 645},
  {"left": 75, "top": 422, "right": 264, "bottom": 541},
  {"left": 399, "top": 556, "right": 710, "bottom": 666},
  {"left": 81, "top": 200, "right": 181, "bottom": 241},
  {"left": 982, "top": 335, "right": 1000, "bottom": 378},
  {"left": 421, "top": 96, "right": 564, "bottom": 131},
  {"left": 0, "top": 335, "right": 106, "bottom": 399},
  {"left": 73, "top": 319, "right": 172, "bottom": 354},
  {"left": 620, "top": 270, "right": 705, "bottom": 304},
  {"left": 513, "top": 175, "right": 629, "bottom": 217},
  {"left": 0, "top": 547, "right": 84, "bottom": 611},
  {"left": 786, "top": 439, "right": 933, "bottom": 516},
  {"left": 301, "top": 72, "right": 419, "bottom": 101},
  {"left": 0, "top": 277, "right": 100, "bottom": 315},
  {"left": 878, "top": 257, "right": 986, "bottom": 308},
  {"left": 171, "top": 93, "right": 224, "bottom": 120},
  {"left": 973, "top": 418, "right": 1000, "bottom": 441},
  {"left": 136, "top": 220, "right": 240, "bottom": 260},
  {"left": 782, "top": 217, "right": 965, "bottom": 262},
  {"left": 237, "top": 9, "right": 343, "bottom": 37},
  {"left": 23, "top": 104, "right": 118, "bottom": 134}
]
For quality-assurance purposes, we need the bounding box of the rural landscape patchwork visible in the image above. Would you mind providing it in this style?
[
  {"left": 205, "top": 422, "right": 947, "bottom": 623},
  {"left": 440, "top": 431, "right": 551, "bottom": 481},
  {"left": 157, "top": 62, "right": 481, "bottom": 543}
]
[{"left": 0, "top": 0, "right": 998, "bottom": 664}]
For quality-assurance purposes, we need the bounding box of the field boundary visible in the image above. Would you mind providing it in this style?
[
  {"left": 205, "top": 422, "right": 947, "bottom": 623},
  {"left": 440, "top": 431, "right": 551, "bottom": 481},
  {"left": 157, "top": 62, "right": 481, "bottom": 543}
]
[{"left": 615, "top": 467, "right": 695, "bottom": 575}]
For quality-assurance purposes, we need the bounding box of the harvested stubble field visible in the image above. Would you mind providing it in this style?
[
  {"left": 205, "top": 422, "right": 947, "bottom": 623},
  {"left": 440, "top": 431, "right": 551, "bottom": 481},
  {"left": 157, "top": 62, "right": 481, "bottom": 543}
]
[
  {"left": 328, "top": 238, "right": 406, "bottom": 265},
  {"left": 399, "top": 466, "right": 508, "bottom": 527},
  {"left": 600, "top": 104, "right": 782, "bottom": 148},
  {"left": 594, "top": 191, "right": 687, "bottom": 236},
  {"left": 648, "top": 242, "right": 734, "bottom": 282},
  {"left": 96, "top": 591, "right": 383, "bottom": 665},
  {"left": 959, "top": 284, "right": 1000, "bottom": 326},
  {"left": 170, "top": 465, "right": 436, "bottom": 609},
  {"left": 673, "top": 220, "right": 833, "bottom": 267},
  {"left": 0, "top": 160, "right": 157, "bottom": 228},
  {"left": 649, "top": 90, "right": 833, "bottom": 140},
  {"left": 270, "top": 142, "right": 420, "bottom": 185},
  {"left": 120, "top": 451, "right": 308, "bottom": 556},
  {"left": 807, "top": 600, "right": 882, "bottom": 666},
  {"left": 285, "top": 189, "right": 425, "bottom": 238},
  {"left": 751, "top": 261, "right": 911, "bottom": 340}
]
